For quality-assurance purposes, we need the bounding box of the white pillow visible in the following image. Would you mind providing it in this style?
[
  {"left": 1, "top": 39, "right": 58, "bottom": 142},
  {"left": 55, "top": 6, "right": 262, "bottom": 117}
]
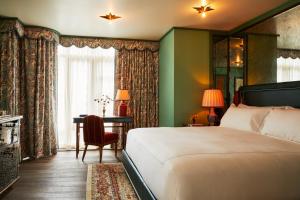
[
  {"left": 220, "top": 106, "right": 270, "bottom": 132},
  {"left": 285, "top": 106, "right": 299, "bottom": 110},
  {"left": 260, "top": 109, "right": 300, "bottom": 143},
  {"left": 238, "top": 103, "right": 293, "bottom": 110}
]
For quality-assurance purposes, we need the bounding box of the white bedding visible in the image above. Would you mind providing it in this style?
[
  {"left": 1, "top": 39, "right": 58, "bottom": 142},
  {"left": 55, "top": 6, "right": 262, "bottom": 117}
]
[{"left": 126, "top": 127, "right": 300, "bottom": 200}]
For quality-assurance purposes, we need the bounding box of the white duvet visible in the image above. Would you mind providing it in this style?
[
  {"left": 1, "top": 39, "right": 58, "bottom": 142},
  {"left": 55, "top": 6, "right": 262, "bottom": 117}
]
[{"left": 126, "top": 127, "right": 300, "bottom": 200}]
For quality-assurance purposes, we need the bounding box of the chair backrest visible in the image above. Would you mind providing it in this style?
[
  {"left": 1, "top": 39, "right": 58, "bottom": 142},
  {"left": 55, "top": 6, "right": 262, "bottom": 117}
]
[{"left": 83, "top": 115, "right": 105, "bottom": 145}]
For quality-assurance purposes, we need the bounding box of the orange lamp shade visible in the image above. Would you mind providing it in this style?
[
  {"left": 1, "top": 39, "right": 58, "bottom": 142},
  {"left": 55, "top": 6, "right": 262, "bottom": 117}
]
[
  {"left": 202, "top": 89, "right": 224, "bottom": 108},
  {"left": 115, "top": 89, "right": 130, "bottom": 116},
  {"left": 115, "top": 89, "right": 130, "bottom": 101}
]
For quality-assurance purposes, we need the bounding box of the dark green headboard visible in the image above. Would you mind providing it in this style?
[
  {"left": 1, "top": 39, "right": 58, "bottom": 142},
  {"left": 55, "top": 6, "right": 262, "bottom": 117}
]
[{"left": 239, "top": 81, "right": 300, "bottom": 108}]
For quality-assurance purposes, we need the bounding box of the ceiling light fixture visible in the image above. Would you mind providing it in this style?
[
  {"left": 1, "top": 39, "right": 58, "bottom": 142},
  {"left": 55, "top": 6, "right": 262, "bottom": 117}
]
[
  {"left": 193, "top": 0, "right": 214, "bottom": 18},
  {"left": 100, "top": 12, "right": 121, "bottom": 21}
]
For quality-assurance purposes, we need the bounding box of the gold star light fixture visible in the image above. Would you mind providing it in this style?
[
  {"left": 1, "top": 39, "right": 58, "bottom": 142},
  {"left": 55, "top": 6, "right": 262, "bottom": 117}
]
[
  {"left": 193, "top": 0, "right": 214, "bottom": 18},
  {"left": 100, "top": 12, "right": 121, "bottom": 21}
]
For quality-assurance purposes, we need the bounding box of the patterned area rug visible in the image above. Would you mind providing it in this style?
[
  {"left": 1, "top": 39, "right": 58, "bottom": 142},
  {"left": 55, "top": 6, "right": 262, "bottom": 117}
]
[{"left": 86, "top": 163, "right": 138, "bottom": 200}]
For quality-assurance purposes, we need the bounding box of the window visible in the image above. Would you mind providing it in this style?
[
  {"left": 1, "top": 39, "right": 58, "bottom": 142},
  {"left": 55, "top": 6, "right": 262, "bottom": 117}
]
[
  {"left": 277, "top": 57, "right": 300, "bottom": 82},
  {"left": 57, "top": 46, "right": 115, "bottom": 149}
]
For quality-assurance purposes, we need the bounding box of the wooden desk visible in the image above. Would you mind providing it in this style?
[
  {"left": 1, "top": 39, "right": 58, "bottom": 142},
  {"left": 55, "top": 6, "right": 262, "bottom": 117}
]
[{"left": 73, "top": 115, "right": 133, "bottom": 158}]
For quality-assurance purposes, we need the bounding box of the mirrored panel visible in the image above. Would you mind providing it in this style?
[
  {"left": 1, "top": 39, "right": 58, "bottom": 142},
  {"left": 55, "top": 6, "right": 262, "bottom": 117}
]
[
  {"left": 244, "top": 5, "right": 300, "bottom": 84},
  {"left": 213, "top": 36, "right": 245, "bottom": 107}
]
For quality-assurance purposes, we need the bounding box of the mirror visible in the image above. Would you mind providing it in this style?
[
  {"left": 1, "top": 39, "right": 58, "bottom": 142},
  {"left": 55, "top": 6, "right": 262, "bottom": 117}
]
[
  {"left": 213, "top": 36, "right": 245, "bottom": 107},
  {"left": 212, "top": 5, "right": 300, "bottom": 109},
  {"left": 243, "top": 5, "right": 300, "bottom": 85}
]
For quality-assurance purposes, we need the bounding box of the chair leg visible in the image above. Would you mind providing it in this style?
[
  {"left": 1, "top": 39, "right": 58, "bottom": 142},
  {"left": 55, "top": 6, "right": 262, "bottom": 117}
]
[
  {"left": 99, "top": 145, "right": 103, "bottom": 163},
  {"left": 82, "top": 145, "right": 88, "bottom": 162},
  {"left": 114, "top": 142, "right": 118, "bottom": 159}
]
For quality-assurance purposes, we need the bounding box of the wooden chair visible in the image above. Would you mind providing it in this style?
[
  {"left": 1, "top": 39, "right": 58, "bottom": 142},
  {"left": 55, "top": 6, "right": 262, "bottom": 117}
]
[{"left": 82, "top": 115, "right": 119, "bottom": 162}]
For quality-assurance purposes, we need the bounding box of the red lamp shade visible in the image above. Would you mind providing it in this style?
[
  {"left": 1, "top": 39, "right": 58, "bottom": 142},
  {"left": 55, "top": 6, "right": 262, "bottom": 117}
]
[
  {"left": 202, "top": 89, "right": 224, "bottom": 108},
  {"left": 115, "top": 89, "right": 130, "bottom": 116}
]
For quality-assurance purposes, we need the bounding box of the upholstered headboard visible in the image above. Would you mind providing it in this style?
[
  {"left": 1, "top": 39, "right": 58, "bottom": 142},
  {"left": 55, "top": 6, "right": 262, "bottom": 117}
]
[{"left": 239, "top": 81, "right": 300, "bottom": 108}]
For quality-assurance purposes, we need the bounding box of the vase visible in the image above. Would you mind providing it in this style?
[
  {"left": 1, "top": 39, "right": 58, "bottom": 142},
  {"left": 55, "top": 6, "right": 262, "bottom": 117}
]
[{"left": 102, "top": 107, "right": 106, "bottom": 117}]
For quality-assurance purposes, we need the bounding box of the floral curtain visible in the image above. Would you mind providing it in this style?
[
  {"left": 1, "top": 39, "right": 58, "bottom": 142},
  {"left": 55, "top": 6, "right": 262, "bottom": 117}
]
[
  {"left": 19, "top": 27, "right": 58, "bottom": 158},
  {"left": 60, "top": 36, "right": 159, "bottom": 51},
  {"left": 0, "top": 18, "right": 58, "bottom": 159},
  {"left": 115, "top": 49, "right": 159, "bottom": 128},
  {"left": 0, "top": 18, "right": 24, "bottom": 115}
]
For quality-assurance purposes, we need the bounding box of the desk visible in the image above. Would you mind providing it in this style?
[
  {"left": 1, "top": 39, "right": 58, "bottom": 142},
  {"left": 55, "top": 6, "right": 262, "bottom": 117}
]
[{"left": 73, "top": 115, "right": 133, "bottom": 158}]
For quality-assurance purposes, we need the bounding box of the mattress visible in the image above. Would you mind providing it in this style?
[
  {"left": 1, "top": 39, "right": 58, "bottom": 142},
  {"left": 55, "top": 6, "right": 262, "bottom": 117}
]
[{"left": 126, "top": 126, "right": 300, "bottom": 200}]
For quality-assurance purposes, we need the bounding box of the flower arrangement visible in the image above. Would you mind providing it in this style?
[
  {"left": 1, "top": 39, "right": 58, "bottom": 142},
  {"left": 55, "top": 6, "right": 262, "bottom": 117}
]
[{"left": 94, "top": 95, "right": 113, "bottom": 116}]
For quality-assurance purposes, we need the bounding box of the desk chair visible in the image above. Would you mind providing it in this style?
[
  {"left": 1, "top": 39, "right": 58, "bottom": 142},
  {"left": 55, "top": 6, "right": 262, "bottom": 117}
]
[{"left": 82, "top": 115, "right": 118, "bottom": 162}]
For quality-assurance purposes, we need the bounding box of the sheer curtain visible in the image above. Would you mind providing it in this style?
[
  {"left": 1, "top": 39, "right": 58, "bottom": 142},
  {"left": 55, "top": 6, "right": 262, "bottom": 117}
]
[
  {"left": 277, "top": 57, "right": 300, "bottom": 82},
  {"left": 57, "top": 45, "right": 115, "bottom": 149}
]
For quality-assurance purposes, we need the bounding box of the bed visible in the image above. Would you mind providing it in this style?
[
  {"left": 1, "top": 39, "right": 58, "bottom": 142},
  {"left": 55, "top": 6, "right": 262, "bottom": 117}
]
[{"left": 121, "top": 81, "right": 300, "bottom": 200}]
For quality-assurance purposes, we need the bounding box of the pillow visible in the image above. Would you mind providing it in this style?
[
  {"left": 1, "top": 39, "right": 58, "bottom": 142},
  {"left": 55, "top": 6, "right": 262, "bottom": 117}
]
[
  {"left": 237, "top": 103, "right": 253, "bottom": 108},
  {"left": 238, "top": 103, "right": 293, "bottom": 110},
  {"left": 285, "top": 106, "right": 299, "bottom": 110},
  {"left": 220, "top": 106, "right": 270, "bottom": 132},
  {"left": 260, "top": 109, "right": 300, "bottom": 143}
]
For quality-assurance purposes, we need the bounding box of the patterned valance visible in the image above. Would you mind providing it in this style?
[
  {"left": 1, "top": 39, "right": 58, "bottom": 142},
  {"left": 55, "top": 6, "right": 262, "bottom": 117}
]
[
  {"left": 0, "top": 18, "right": 24, "bottom": 37},
  {"left": 24, "top": 27, "right": 60, "bottom": 43},
  {"left": 60, "top": 36, "right": 159, "bottom": 52},
  {"left": 278, "top": 48, "right": 300, "bottom": 59}
]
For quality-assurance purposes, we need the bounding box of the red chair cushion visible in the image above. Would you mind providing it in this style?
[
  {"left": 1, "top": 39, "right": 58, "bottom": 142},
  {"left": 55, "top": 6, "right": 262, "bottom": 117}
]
[{"left": 104, "top": 132, "right": 119, "bottom": 143}]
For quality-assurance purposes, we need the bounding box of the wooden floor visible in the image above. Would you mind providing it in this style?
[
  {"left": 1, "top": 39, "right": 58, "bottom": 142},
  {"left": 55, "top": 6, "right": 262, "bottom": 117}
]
[{"left": 1, "top": 150, "right": 120, "bottom": 200}]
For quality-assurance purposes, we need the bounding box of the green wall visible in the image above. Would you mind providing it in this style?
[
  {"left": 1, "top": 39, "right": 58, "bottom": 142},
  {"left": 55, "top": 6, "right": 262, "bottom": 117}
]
[
  {"left": 173, "top": 29, "right": 210, "bottom": 126},
  {"left": 159, "top": 28, "right": 211, "bottom": 127},
  {"left": 159, "top": 30, "right": 175, "bottom": 126},
  {"left": 248, "top": 34, "right": 277, "bottom": 85}
]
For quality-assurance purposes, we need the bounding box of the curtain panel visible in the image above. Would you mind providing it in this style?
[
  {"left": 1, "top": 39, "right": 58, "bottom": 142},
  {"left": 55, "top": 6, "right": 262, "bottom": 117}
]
[
  {"left": 57, "top": 46, "right": 115, "bottom": 149},
  {"left": 115, "top": 49, "right": 159, "bottom": 128},
  {"left": 277, "top": 57, "right": 300, "bottom": 82},
  {"left": 0, "top": 18, "right": 58, "bottom": 159},
  {"left": 19, "top": 27, "right": 59, "bottom": 158},
  {"left": 278, "top": 48, "right": 300, "bottom": 59},
  {"left": 0, "top": 18, "right": 24, "bottom": 116}
]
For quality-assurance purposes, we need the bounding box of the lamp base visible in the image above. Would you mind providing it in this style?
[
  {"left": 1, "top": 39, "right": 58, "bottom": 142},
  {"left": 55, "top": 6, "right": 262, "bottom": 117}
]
[
  {"left": 118, "top": 102, "right": 127, "bottom": 116},
  {"left": 207, "top": 107, "right": 218, "bottom": 126}
]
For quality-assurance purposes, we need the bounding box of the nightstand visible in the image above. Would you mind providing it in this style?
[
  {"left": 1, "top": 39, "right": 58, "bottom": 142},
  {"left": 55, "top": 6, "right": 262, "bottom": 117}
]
[
  {"left": 183, "top": 123, "right": 209, "bottom": 127},
  {"left": 188, "top": 123, "right": 206, "bottom": 127}
]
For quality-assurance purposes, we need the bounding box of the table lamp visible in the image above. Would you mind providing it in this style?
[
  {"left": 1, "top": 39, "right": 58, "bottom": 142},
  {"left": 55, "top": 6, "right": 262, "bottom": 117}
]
[
  {"left": 202, "top": 89, "right": 224, "bottom": 125},
  {"left": 115, "top": 89, "right": 130, "bottom": 116}
]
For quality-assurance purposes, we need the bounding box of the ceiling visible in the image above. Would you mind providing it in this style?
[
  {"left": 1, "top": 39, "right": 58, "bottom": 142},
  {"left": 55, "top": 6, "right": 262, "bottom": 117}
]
[
  {"left": 0, "top": 0, "right": 290, "bottom": 40},
  {"left": 246, "top": 5, "right": 300, "bottom": 49}
]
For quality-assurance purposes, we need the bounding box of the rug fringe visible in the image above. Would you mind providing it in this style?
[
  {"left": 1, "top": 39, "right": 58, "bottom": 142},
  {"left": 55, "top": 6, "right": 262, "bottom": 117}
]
[{"left": 86, "top": 164, "right": 93, "bottom": 200}]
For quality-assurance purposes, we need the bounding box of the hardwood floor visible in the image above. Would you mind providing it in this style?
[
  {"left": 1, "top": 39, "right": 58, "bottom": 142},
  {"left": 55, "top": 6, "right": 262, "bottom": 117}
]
[{"left": 1, "top": 150, "right": 119, "bottom": 200}]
